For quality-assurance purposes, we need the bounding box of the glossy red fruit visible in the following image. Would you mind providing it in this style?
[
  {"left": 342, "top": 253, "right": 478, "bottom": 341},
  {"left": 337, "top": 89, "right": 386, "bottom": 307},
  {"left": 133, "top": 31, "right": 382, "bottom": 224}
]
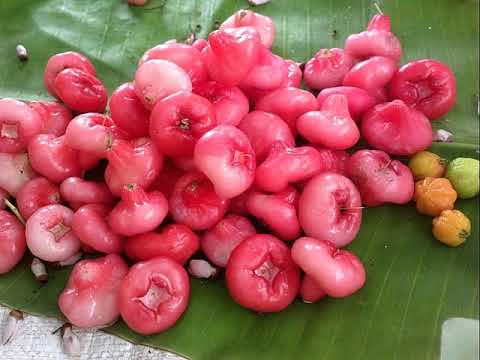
[
  {"left": 16, "top": 177, "right": 61, "bottom": 220},
  {"left": 58, "top": 254, "right": 129, "bottom": 328},
  {"left": 28, "top": 101, "right": 72, "bottom": 137},
  {"left": 300, "top": 275, "right": 326, "bottom": 303},
  {"left": 44, "top": 51, "right": 96, "bottom": 97},
  {"left": 0, "top": 210, "right": 27, "bottom": 274},
  {"left": 285, "top": 60, "right": 302, "bottom": 88},
  {"left": 78, "top": 151, "right": 100, "bottom": 171},
  {"left": 229, "top": 187, "right": 254, "bottom": 215},
  {"left": 299, "top": 173, "right": 362, "bottom": 247},
  {"left": 65, "top": 113, "right": 126, "bottom": 157},
  {"left": 119, "top": 257, "right": 190, "bottom": 335},
  {"left": 315, "top": 147, "right": 350, "bottom": 176},
  {"left": 239, "top": 47, "right": 288, "bottom": 91},
  {"left": 0, "top": 152, "right": 37, "bottom": 196},
  {"left": 317, "top": 86, "right": 376, "bottom": 121},
  {"left": 125, "top": 224, "right": 199, "bottom": 264},
  {"left": 172, "top": 156, "right": 196, "bottom": 172},
  {"left": 255, "top": 87, "right": 318, "bottom": 131},
  {"left": 347, "top": 149, "right": 414, "bottom": 206},
  {"left": 344, "top": 13, "right": 402, "bottom": 62},
  {"left": 202, "top": 27, "right": 261, "bottom": 86},
  {"left": 297, "top": 94, "right": 360, "bottom": 150},
  {"left": 60, "top": 177, "right": 114, "bottom": 207},
  {"left": 389, "top": 59, "right": 456, "bottom": 120},
  {"left": 0, "top": 98, "right": 43, "bottom": 153},
  {"left": 194, "top": 125, "right": 256, "bottom": 199},
  {"left": 134, "top": 59, "right": 192, "bottom": 110},
  {"left": 148, "top": 160, "right": 185, "bottom": 198},
  {"left": 54, "top": 68, "right": 108, "bottom": 113},
  {"left": 28, "top": 135, "right": 82, "bottom": 183},
  {"left": 361, "top": 100, "right": 433, "bottom": 156},
  {"left": 238, "top": 110, "right": 295, "bottom": 163},
  {"left": 169, "top": 172, "right": 229, "bottom": 230},
  {"left": 343, "top": 56, "right": 397, "bottom": 100},
  {"left": 149, "top": 91, "right": 216, "bottom": 158},
  {"left": 109, "top": 83, "right": 150, "bottom": 138},
  {"left": 201, "top": 214, "right": 256, "bottom": 267},
  {"left": 72, "top": 204, "right": 123, "bottom": 254},
  {"left": 193, "top": 81, "right": 249, "bottom": 126},
  {"left": 255, "top": 141, "right": 322, "bottom": 193},
  {"left": 108, "top": 185, "right": 168, "bottom": 237},
  {"left": 292, "top": 237, "right": 366, "bottom": 298},
  {"left": 105, "top": 138, "right": 163, "bottom": 196},
  {"left": 304, "top": 48, "right": 354, "bottom": 90},
  {"left": 246, "top": 189, "right": 300, "bottom": 241},
  {"left": 138, "top": 42, "right": 208, "bottom": 86},
  {"left": 220, "top": 9, "right": 276, "bottom": 48},
  {"left": 192, "top": 38, "right": 208, "bottom": 52},
  {"left": 226, "top": 234, "right": 300, "bottom": 312},
  {"left": 25, "top": 204, "right": 81, "bottom": 262}
]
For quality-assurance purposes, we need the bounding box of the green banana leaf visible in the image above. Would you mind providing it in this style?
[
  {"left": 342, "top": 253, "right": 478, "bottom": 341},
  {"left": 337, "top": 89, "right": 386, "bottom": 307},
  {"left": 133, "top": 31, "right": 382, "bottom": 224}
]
[{"left": 0, "top": 0, "right": 478, "bottom": 359}]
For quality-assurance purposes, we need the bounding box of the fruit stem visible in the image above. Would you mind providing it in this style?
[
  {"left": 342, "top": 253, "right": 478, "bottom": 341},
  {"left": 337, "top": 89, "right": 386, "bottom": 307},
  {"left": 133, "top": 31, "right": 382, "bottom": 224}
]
[
  {"left": 4, "top": 199, "right": 25, "bottom": 224},
  {"left": 121, "top": 183, "right": 148, "bottom": 204},
  {"left": 374, "top": 3, "right": 383, "bottom": 14},
  {"left": 179, "top": 118, "right": 191, "bottom": 131},
  {"left": 31, "top": 257, "right": 48, "bottom": 283}
]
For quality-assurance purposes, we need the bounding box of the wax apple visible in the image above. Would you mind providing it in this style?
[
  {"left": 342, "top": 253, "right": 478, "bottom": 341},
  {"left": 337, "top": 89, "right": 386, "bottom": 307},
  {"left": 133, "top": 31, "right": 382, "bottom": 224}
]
[
  {"left": 300, "top": 275, "right": 326, "bottom": 303},
  {"left": 125, "top": 224, "right": 199, "bottom": 264},
  {"left": 361, "top": 100, "right": 433, "bottom": 156},
  {"left": 60, "top": 177, "right": 114, "bottom": 207},
  {"left": 16, "top": 178, "right": 61, "bottom": 219},
  {"left": 194, "top": 125, "right": 256, "bottom": 199},
  {"left": 238, "top": 111, "right": 295, "bottom": 163},
  {"left": 255, "top": 141, "right": 322, "bottom": 192},
  {"left": 169, "top": 172, "right": 230, "bottom": 230},
  {"left": 317, "top": 86, "right": 376, "bottom": 121},
  {"left": 0, "top": 210, "right": 27, "bottom": 274},
  {"left": 58, "top": 254, "right": 128, "bottom": 328},
  {"left": 226, "top": 234, "right": 300, "bottom": 312},
  {"left": 240, "top": 47, "right": 288, "bottom": 91},
  {"left": 0, "top": 152, "right": 37, "bottom": 196},
  {"left": 292, "top": 237, "right": 366, "bottom": 298},
  {"left": 299, "top": 173, "right": 362, "bottom": 247},
  {"left": 304, "top": 48, "right": 354, "bottom": 90},
  {"left": 347, "top": 150, "right": 414, "bottom": 206},
  {"left": 201, "top": 214, "right": 255, "bottom": 267},
  {"left": 149, "top": 91, "right": 216, "bottom": 157},
  {"left": 119, "top": 257, "right": 190, "bottom": 335},
  {"left": 28, "top": 101, "right": 72, "bottom": 137},
  {"left": 297, "top": 94, "right": 360, "bottom": 150},
  {"left": 315, "top": 148, "right": 350, "bottom": 176},
  {"left": 389, "top": 59, "right": 456, "bottom": 119}
]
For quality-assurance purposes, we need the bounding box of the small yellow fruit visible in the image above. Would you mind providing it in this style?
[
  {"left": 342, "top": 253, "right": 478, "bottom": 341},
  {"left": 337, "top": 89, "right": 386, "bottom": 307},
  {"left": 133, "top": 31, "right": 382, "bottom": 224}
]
[
  {"left": 414, "top": 177, "right": 457, "bottom": 216},
  {"left": 432, "top": 209, "right": 471, "bottom": 247},
  {"left": 408, "top": 151, "right": 445, "bottom": 180}
]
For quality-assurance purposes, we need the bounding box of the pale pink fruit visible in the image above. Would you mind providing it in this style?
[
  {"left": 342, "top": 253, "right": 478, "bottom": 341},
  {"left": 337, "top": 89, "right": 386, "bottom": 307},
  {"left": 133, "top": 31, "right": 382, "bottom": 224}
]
[
  {"left": 201, "top": 214, "right": 256, "bottom": 267},
  {"left": 238, "top": 111, "right": 295, "bottom": 163},
  {"left": 300, "top": 275, "right": 326, "bottom": 303},
  {"left": 108, "top": 185, "right": 168, "bottom": 237},
  {"left": 344, "top": 13, "right": 402, "bottom": 62},
  {"left": 220, "top": 9, "right": 276, "bottom": 48},
  {"left": 169, "top": 172, "right": 230, "bottom": 230},
  {"left": 43, "top": 51, "right": 96, "bottom": 97},
  {"left": 193, "top": 81, "right": 249, "bottom": 126},
  {"left": 58, "top": 254, "right": 128, "bottom": 328},
  {"left": 255, "top": 87, "right": 318, "bottom": 131},
  {"left": 134, "top": 59, "right": 192, "bottom": 109},
  {"left": 201, "top": 27, "right": 261, "bottom": 86},
  {"left": 138, "top": 42, "right": 208, "bottom": 86},
  {"left": 389, "top": 59, "right": 456, "bottom": 120},
  {"left": 255, "top": 141, "right": 322, "bottom": 192},
  {"left": 292, "top": 237, "right": 366, "bottom": 298},
  {"left": 361, "top": 100, "right": 433, "bottom": 156},
  {"left": 16, "top": 177, "right": 61, "bottom": 219},
  {"left": 26, "top": 204, "right": 81, "bottom": 262},
  {"left": 0, "top": 152, "right": 37, "bottom": 195},
  {"left": 0, "top": 98, "right": 43, "bottom": 153},
  {"left": 194, "top": 125, "right": 256, "bottom": 199},
  {"left": 188, "top": 259, "right": 217, "bottom": 279},
  {"left": 0, "top": 210, "right": 26, "bottom": 274},
  {"left": 297, "top": 95, "right": 360, "bottom": 150},
  {"left": 246, "top": 190, "right": 300, "bottom": 241},
  {"left": 299, "top": 173, "right": 362, "bottom": 247},
  {"left": 316, "top": 86, "right": 376, "bottom": 121},
  {"left": 27, "top": 101, "right": 72, "bottom": 137},
  {"left": 72, "top": 204, "right": 123, "bottom": 254},
  {"left": 347, "top": 149, "right": 414, "bottom": 206},
  {"left": 303, "top": 48, "right": 354, "bottom": 90}
]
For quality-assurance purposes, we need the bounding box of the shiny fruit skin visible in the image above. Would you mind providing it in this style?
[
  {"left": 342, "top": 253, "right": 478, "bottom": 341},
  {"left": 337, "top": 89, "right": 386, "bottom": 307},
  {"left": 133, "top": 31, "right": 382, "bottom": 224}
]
[
  {"left": 408, "top": 151, "right": 446, "bottom": 181},
  {"left": 446, "top": 158, "right": 480, "bottom": 199},
  {"left": 0, "top": 210, "right": 27, "bottom": 274},
  {"left": 414, "top": 177, "right": 457, "bottom": 216},
  {"left": 432, "top": 209, "right": 471, "bottom": 247}
]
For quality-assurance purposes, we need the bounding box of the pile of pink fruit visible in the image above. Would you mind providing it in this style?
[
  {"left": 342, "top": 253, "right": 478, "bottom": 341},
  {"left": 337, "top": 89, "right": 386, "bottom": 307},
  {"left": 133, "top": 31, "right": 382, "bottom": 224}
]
[{"left": 0, "top": 8, "right": 456, "bottom": 335}]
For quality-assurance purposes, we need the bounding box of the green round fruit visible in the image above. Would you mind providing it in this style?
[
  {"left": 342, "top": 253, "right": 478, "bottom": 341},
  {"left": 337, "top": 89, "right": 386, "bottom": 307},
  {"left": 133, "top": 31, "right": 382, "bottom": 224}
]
[{"left": 446, "top": 158, "right": 479, "bottom": 199}]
